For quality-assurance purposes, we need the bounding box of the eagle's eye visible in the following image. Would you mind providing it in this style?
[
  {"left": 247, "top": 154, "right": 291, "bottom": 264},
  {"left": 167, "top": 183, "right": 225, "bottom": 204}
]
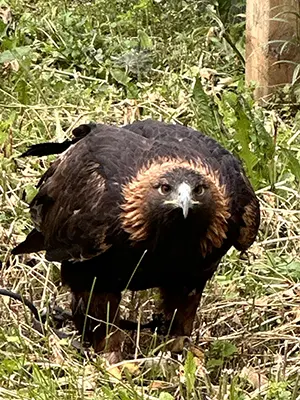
[
  {"left": 193, "top": 185, "right": 205, "bottom": 196},
  {"left": 158, "top": 183, "right": 172, "bottom": 195}
]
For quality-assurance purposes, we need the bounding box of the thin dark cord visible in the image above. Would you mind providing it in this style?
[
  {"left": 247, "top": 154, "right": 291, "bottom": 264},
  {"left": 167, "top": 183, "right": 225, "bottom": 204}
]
[{"left": 0, "top": 288, "right": 40, "bottom": 319}]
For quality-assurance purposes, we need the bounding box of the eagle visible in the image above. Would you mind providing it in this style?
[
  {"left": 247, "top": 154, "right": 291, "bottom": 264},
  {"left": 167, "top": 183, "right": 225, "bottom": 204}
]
[{"left": 12, "top": 119, "right": 260, "bottom": 363}]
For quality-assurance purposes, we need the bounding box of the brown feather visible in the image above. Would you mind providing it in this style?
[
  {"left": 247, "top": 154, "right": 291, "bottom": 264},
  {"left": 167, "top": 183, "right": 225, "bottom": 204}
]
[{"left": 236, "top": 199, "right": 260, "bottom": 251}]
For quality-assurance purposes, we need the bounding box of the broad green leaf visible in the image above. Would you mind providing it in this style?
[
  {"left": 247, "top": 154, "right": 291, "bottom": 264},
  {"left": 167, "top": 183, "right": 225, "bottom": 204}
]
[
  {"left": 110, "top": 68, "right": 131, "bottom": 85},
  {"left": 138, "top": 29, "right": 153, "bottom": 49},
  {"left": 233, "top": 100, "right": 259, "bottom": 183},
  {"left": 159, "top": 393, "right": 174, "bottom": 400},
  {"left": 0, "top": 46, "right": 31, "bottom": 64},
  {"left": 25, "top": 184, "right": 38, "bottom": 203},
  {"left": 192, "top": 77, "right": 217, "bottom": 135},
  {"left": 207, "top": 358, "right": 224, "bottom": 369},
  {"left": 282, "top": 148, "right": 300, "bottom": 181},
  {"left": 222, "top": 342, "right": 238, "bottom": 357}
]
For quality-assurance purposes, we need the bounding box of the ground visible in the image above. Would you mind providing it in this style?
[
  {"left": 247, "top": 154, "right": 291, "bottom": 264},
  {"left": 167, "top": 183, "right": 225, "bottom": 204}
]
[{"left": 0, "top": 1, "right": 299, "bottom": 399}]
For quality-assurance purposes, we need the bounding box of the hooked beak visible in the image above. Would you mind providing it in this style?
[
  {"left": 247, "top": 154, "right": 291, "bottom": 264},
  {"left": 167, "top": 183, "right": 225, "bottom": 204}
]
[
  {"left": 177, "top": 182, "right": 193, "bottom": 219},
  {"left": 163, "top": 182, "right": 200, "bottom": 218}
]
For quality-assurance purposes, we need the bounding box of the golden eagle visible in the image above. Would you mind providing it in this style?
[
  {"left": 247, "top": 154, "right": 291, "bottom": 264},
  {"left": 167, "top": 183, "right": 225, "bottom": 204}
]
[{"left": 12, "top": 119, "right": 260, "bottom": 363}]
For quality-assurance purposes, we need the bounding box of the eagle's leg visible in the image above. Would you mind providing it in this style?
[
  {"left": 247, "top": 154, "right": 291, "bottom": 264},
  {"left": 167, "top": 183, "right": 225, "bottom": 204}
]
[
  {"left": 71, "top": 290, "right": 123, "bottom": 363},
  {"left": 159, "top": 286, "right": 203, "bottom": 352}
]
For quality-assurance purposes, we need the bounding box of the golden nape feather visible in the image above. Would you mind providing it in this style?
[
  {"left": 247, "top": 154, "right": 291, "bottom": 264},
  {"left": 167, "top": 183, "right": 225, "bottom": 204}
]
[
  {"left": 12, "top": 119, "right": 260, "bottom": 362},
  {"left": 121, "top": 156, "right": 231, "bottom": 256}
]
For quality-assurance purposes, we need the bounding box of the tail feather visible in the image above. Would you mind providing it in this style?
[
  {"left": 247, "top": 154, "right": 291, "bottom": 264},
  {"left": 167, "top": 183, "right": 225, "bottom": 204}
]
[
  {"left": 20, "top": 141, "right": 73, "bottom": 157},
  {"left": 20, "top": 123, "right": 96, "bottom": 158},
  {"left": 11, "top": 229, "right": 45, "bottom": 255}
]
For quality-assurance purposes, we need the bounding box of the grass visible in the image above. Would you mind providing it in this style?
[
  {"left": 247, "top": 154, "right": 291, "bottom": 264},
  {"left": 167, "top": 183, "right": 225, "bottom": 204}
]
[{"left": 0, "top": 0, "right": 300, "bottom": 398}]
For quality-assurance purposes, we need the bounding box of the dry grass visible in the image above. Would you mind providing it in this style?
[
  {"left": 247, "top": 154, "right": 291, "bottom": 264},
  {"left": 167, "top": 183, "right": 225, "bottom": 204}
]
[{"left": 1, "top": 168, "right": 299, "bottom": 399}]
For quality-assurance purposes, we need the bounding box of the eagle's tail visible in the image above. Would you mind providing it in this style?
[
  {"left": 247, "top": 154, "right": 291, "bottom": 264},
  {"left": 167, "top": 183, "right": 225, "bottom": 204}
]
[
  {"left": 20, "top": 141, "right": 73, "bottom": 157},
  {"left": 20, "top": 123, "right": 96, "bottom": 158},
  {"left": 11, "top": 229, "right": 45, "bottom": 255}
]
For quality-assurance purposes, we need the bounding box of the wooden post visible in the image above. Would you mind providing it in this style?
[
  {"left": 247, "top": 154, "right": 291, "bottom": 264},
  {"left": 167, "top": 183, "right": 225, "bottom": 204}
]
[{"left": 245, "top": 0, "right": 300, "bottom": 101}]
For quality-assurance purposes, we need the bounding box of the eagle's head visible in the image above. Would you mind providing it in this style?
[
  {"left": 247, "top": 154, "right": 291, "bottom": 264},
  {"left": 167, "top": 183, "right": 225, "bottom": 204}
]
[
  {"left": 146, "top": 167, "right": 213, "bottom": 220},
  {"left": 121, "top": 157, "right": 231, "bottom": 255}
]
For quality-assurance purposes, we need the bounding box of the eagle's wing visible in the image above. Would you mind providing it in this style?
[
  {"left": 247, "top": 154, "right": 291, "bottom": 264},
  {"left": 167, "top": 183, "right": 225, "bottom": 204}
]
[
  {"left": 14, "top": 125, "right": 150, "bottom": 261},
  {"left": 31, "top": 148, "right": 109, "bottom": 261},
  {"left": 125, "top": 119, "right": 260, "bottom": 252}
]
